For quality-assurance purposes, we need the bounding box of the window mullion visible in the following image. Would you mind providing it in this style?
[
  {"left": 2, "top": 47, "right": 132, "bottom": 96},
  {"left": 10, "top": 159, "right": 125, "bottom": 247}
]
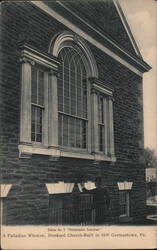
[
  {"left": 69, "top": 63, "right": 71, "bottom": 115},
  {"left": 61, "top": 115, "right": 63, "bottom": 146},
  {"left": 80, "top": 120, "right": 82, "bottom": 149},
  {"left": 63, "top": 64, "right": 65, "bottom": 113},
  {"left": 67, "top": 116, "right": 69, "bottom": 147},
  {"left": 108, "top": 97, "right": 115, "bottom": 156},
  {"left": 84, "top": 79, "right": 89, "bottom": 152},
  {"left": 81, "top": 68, "right": 83, "bottom": 118},
  {"left": 43, "top": 72, "right": 49, "bottom": 146},
  {"left": 91, "top": 88, "right": 99, "bottom": 153},
  {"left": 37, "top": 69, "right": 39, "bottom": 105},
  {"left": 74, "top": 118, "right": 76, "bottom": 148},
  {"left": 75, "top": 60, "right": 77, "bottom": 117},
  {"left": 36, "top": 70, "right": 39, "bottom": 142},
  {"left": 103, "top": 97, "right": 108, "bottom": 155},
  {"left": 35, "top": 106, "right": 37, "bottom": 142},
  {"left": 48, "top": 70, "right": 58, "bottom": 148}
]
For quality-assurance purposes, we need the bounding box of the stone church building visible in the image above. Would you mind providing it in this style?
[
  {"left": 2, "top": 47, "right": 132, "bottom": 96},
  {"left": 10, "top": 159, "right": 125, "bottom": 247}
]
[{"left": 0, "top": 0, "right": 151, "bottom": 225}]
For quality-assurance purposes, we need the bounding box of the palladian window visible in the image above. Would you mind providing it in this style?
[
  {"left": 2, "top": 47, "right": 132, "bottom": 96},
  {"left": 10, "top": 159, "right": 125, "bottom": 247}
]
[{"left": 19, "top": 32, "right": 115, "bottom": 162}]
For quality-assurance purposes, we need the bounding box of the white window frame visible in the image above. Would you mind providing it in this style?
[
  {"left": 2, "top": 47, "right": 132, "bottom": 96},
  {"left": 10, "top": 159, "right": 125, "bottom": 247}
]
[
  {"left": 90, "top": 78, "right": 115, "bottom": 158},
  {"left": 119, "top": 190, "right": 130, "bottom": 217},
  {"left": 18, "top": 39, "right": 116, "bottom": 162},
  {"left": 18, "top": 44, "right": 60, "bottom": 158},
  {"left": 31, "top": 67, "right": 48, "bottom": 146},
  {"left": 117, "top": 181, "right": 133, "bottom": 222}
]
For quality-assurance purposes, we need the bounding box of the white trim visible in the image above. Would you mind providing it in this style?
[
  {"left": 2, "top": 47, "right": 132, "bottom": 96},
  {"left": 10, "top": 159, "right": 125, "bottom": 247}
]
[
  {"left": 31, "top": 1, "right": 144, "bottom": 76},
  {"left": 46, "top": 182, "right": 74, "bottom": 194},
  {"left": 78, "top": 182, "right": 96, "bottom": 192},
  {"left": 92, "top": 83, "right": 113, "bottom": 96},
  {"left": 113, "top": 0, "right": 142, "bottom": 58},
  {"left": 18, "top": 144, "right": 116, "bottom": 162},
  {"left": 21, "top": 48, "right": 60, "bottom": 70},
  {"left": 58, "top": 1, "right": 142, "bottom": 61},
  {"left": 0, "top": 184, "right": 12, "bottom": 198},
  {"left": 48, "top": 72, "right": 58, "bottom": 148},
  {"left": 49, "top": 31, "right": 98, "bottom": 78},
  {"left": 20, "top": 60, "right": 32, "bottom": 145},
  {"left": 117, "top": 181, "right": 133, "bottom": 190}
]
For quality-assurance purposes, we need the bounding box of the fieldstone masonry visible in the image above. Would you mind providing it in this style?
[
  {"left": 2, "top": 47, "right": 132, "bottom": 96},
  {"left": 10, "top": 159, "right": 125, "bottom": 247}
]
[{"left": 0, "top": 1, "right": 149, "bottom": 224}]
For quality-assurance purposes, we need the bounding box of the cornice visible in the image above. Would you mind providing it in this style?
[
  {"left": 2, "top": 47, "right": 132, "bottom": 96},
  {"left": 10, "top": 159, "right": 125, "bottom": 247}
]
[
  {"left": 113, "top": 0, "right": 142, "bottom": 58},
  {"left": 19, "top": 43, "right": 61, "bottom": 70},
  {"left": 89, "top": 77, "right": 113, "bottom": 96},
  {"left": 56, "top": 1, "right": 151, "bottom": 73},
  {"left": 30, "top": 1, "right": 151, "bottom": 75}
]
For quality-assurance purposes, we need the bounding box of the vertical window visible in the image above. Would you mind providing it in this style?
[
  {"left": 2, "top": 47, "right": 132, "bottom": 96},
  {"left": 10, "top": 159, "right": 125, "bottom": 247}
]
[
  {"left": 58, "top": 47, "right": 88, "bottom": 149},
  {"left": 119, "top": 191, "right": 130, "bottom": 217},
  {"left": 98, "top": 95, "right": 104, "bottom": 152},
  {"left": 31, "top": 67, "right": 44, "bottom": 142}
]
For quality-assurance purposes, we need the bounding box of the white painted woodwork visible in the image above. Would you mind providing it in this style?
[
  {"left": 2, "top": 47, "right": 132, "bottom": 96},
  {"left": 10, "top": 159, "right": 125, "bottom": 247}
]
[
  {"left": 20, "top": 59, "right": 33, "bottom": 145},
  {"left": 48, "top": 71, "right": 58, "bottom": 148},
  {"left": 87, "top": 80, "right": 92, "bottom": 153},
  {"left": 117, "top": 181, "right": 133, "bottom": 190},
  {"left": 108, "top": 97, "right": 115, "bottom": 156},
  {"left": 46, "top": 182, "right": 74, "bottom": 194},
  {"left": 0, "top": 184, "right": 12, "bottom": 198},
  {"left": 31, "top": 1, "right": 149, "bottom": 76},
  {"left": 91, "top": 90, "right": 99, "bottom": 153},
  {"left": 78, "top": 182, "right": 96, "bottom": 192},
  {"left": 103, "top": 98, "right": 108, "bottom": 155},
  {"left": 43, "top": 72, "right": 49, "bottom": 147},
  {"left": 18, "top": 144, "right": 116, "bottom": 161}
]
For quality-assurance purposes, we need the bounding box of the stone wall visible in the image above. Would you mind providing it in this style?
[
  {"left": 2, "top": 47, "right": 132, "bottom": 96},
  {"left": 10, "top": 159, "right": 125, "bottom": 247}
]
[{"left": 0, "top": 1, "right": 146, "bottom": 225}]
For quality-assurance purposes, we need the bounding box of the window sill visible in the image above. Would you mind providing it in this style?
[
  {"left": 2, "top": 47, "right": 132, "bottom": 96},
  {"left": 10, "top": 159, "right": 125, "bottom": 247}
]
[
  {"left": 119, "top": 215, "right": 132, "bottom": 223},
  {"left": 18, "top": 144, "right": 116, "bottom": 162}
]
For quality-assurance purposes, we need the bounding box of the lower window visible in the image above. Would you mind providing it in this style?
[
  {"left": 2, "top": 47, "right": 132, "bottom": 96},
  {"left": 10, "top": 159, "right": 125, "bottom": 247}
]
[
  {"left": 119, "top": 191, "right": 130, "bottom": 217},
  {"left": 49, "top": 193, "right": 94, "bottom": 225}
]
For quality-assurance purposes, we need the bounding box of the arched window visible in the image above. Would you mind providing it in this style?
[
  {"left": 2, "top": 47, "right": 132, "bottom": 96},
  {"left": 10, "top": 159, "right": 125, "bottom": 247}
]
[
  {"left": 58, "top": 46, "right": 88, "bottom": 149},
  {"left": 19, "top": 32, "right": 115, "bottom": 161}
]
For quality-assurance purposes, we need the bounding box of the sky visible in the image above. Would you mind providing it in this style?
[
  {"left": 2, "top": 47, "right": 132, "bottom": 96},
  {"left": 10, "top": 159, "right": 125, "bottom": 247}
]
[{"left": 119, "top": 0, "right": 157, "bottom": 154}]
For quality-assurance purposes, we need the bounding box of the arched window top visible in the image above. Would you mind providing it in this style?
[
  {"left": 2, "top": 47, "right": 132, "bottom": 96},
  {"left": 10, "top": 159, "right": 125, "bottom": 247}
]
[
  {"left": 58, "top": 46, "right": 86, "bottom": 78},
  {"left": 49, "top": 31, "right": 98, "bottom": 78}
]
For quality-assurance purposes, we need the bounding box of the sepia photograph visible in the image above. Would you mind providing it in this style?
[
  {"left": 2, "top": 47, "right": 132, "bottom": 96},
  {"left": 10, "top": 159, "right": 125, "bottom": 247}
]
[{"left": 0, "top": 0, "right": 157, "bottom": 249}]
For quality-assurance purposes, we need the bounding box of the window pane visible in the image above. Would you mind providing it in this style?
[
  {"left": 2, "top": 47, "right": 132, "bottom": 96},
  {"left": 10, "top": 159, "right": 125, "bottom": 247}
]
[
  {"left": 38, "top": 71, "right": 44, "bottom": 106},
  {"left": 31, "top": 133, "right": 35, "bottom": 142},
  {"left": 98, "top": 96, "right": 104, "bottom": 124},
  {"left": 58, "top": 114, "right": 62, "bottom": 145},
  {"left": 76, "top": 119, "right": 81, "bottom": 148},
  {"left": 58, "top": 68, "right": 63, "bottom": 112},
  {"left": 99, "top": 125, "right": 104, "bottom": 152},
  {"left": 83, "top": 83, "right": 87, "bottom": 118},
  {"left": 63, "top": 115, "right": 68, "bottom": 146},
  {"left": 119, "top": 191, "right": 127, "bottom": 215},
  {"left": 69, "top": 117, "right": 75, "bottom": 147},
  {"left": 31, "top": 106, "right": 36, "bottom": 141},
  {"left": 120, "top": 205, "right": 126, "bottom": 215},
  {"left": 36, "top": 134, "right": 42, "bottom": 142},
  {"left": 31, "top": 67, "right": 37, "bottom": 104},
  {"left": 120, "top": 191, "right": 126, "bottom": 204},
  {"left": 82, "top": 120, "right": 86, "bottom": 148},
  {"left": 77, "top": 85, "right": 82, "bottom": 117},
  {"left": 31, "top": 106, "right": 42, "bottom": 142},
  {"left": 31, "top": 68, "right": 44, "bottom": 143}
]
